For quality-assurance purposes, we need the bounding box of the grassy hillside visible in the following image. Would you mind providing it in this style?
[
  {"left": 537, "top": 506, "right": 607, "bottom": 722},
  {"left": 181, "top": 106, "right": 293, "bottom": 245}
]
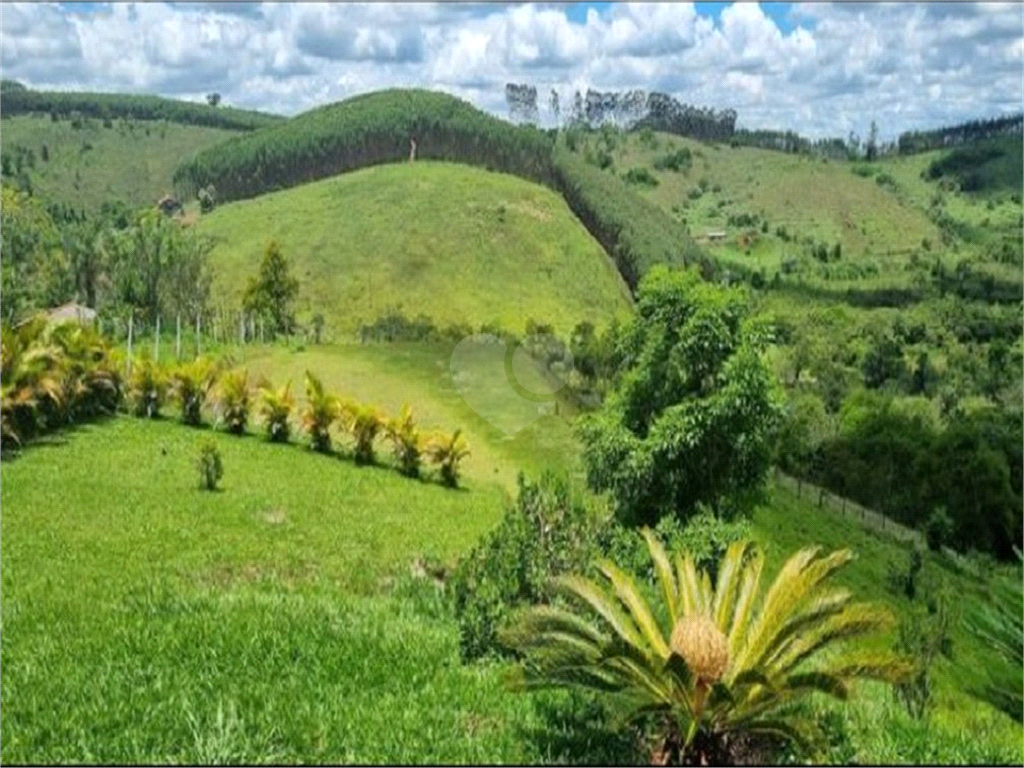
[
  {"left": 2, "top": 412, "right": 1019, "bottom": 764},
  {"left": 0, "top": 115, "right": 243, "bottom": 214},
  {"left": 194, "top": 161, "right": 633, "bottom": 337}
]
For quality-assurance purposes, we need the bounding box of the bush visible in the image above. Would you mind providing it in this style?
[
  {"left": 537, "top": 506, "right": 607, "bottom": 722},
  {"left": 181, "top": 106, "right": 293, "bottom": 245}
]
[
  {"left": 197, "top": 439, "right": 223, "bottom": 491},
  {"left": 425, "top": 428, "right": 470, "bottom": 487},
  {"left": 215, "top": 369, "right": 250, "bottom": 434},
  {"left": 622, "top": 166, "right": 659, "bottom": 187},
  {"left": 257, "top": 380, "right": 294, "bottom": 442},
  {"left": 385, "top": 404, "right": 422, "bottom": 477},
  {"left": 653, "top": 148, "right": 692, "bottom": 172},
  {"left": 924, "top": 506, "right": 954, "bottom": 552},
  {"left": 450, "top": 472, "right": 604, "bottom": 661},
  {"left": 127, "top": 358, "right": 167, "bottom": 419},
  {"left": 342, "top": 401, "right": 383, "bottom": 464},
  {"left": 169, "top": 357, "right": 218, "bottom": 426},
  {"left": 301, "top": 371, "right": 338, "bottom": 453}
]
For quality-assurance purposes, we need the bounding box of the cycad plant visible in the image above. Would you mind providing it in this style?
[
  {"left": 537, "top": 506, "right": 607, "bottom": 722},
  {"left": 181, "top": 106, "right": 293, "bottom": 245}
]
[
  {"left": 46, "top": 321, "right": 121, "bottom": 422},
  {"left": 215, "top": 369, "right": 251, "bottom": 435},
  {"left": 257, "top": 380, "right": 294, "bottom": 442},
  {"left": 967, "top": 549, "right": 1023, "bottom": 722},
  {"left": 341, "top": 400, "right": 383, "bottom": 465},
  {"left": 301, "top": 371, "right": 339, "bottom": 453},
  {"left": 426, "top": 428, "right": 470, "bottom": 487},
  {"left": 503, "top": 531, "right": 907, "bottom": 764},
  {"left": 127, "top": 357, "right": 167, "bottom": 419},
  {"left": 169, "top": 357, "right": 218, "bottom": 426},
  {"left": 385, "top": 404, "right": 422, "bottom": 477}
]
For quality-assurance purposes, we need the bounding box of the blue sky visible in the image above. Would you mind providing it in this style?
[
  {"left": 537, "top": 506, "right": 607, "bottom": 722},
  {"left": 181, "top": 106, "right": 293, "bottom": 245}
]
[{"left": 6, "top": 2, "right": 1023, "bottom": 138}]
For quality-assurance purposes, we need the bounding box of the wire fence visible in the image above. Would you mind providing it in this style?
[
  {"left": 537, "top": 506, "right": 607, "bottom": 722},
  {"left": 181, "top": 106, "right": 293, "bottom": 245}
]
[{"left": 772, "top": 469, "right": 981, "bottom": 577}]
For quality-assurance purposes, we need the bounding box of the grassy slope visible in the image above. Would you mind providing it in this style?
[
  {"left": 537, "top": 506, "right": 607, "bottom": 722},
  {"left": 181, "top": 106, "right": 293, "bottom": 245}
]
[
  {"left": 0, "top": 115, "right": 242, "bottom": 213},
  {"left": 194, "top": 161, "right": 633, "bottom": 336},
  {"left": 2, "top": 412, "right": 1020, "bottom": 764}
]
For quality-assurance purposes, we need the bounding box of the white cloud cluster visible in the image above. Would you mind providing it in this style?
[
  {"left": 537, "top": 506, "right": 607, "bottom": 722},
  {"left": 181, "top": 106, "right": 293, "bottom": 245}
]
[{"left": 0, "top": 1, "right": 1020, "bottom": 139}]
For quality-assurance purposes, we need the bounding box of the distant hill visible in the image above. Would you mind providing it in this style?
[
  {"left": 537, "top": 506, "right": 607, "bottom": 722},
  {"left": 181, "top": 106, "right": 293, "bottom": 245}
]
[
  {"left": 0, "top": 84, "right": 282, "bottom": 131},
  {"left": 0, "top": 114, "right": 243, "bottom": 215},
  {"left": 925, "top": 134, "right": 1024, "bottom": 195},
  {"left": 193, "top": 161, "right": 634, "bottom": 336}
]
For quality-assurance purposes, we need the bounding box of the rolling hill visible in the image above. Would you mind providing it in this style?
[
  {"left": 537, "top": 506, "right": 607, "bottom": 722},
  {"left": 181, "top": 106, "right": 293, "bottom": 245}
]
[
  {"left": 0, "top": 115, "right": 244, "bottom": 215},
  {"left": 193, "top": 160, "right": 634, "bottom": 337}
]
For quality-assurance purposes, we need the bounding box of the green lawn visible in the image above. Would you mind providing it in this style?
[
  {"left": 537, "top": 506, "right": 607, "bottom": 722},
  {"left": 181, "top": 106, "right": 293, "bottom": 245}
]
[
  {"left": 193, "top": 161, "right": 634, "bottom": 338},
  {"left": 0, "top": 115, "right": 241, "bottom": 214}
]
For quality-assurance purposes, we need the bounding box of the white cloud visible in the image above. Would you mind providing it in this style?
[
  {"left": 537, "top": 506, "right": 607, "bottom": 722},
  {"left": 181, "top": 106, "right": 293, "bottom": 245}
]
[{"left": 0, "top": 1, "right": 1020, "bottom": 139}]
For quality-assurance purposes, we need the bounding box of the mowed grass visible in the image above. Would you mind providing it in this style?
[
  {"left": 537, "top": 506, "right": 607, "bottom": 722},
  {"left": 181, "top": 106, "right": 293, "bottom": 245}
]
[
  {"left": 0, "top": 417, "right": 570, "bottom": 765},
  {"left": 193, "top": 161, "right": 633, "bottom": 338},
  {"left": 0, "top": 115, "right": 241, "bottom": 213},
  {"left": 233, "top": 342, "right": 585, "bottom": 493}
]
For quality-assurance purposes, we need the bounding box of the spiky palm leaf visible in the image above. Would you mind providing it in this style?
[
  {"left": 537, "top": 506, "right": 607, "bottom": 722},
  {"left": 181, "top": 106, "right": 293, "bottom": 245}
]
[
  {"left": 127, "top": 357, "right": 168, "bottom": 419},
  {"left": 1, "top": 318, "right": 66, "bottom": 444},
  {"left": 215, "top": 369, "right": 251, "bottom": 435},
  {"left": 301, "top": 371, "right": 339, "bottom": 453},
  {"left": 257, "top": 380, "right": 294, "bottom": 442},
  {"left": 384, "top": 404, "right": 422, "bottom": 477},
  {"left": 340, "top": 400, "right": 383, "bottom": 464},
  {"left": 425, "top": 428, "right": 470, "bottom": 487},
  {"left": 503, "top": 531, "right": 908, "bottom": 761},
  {"left": 967, "top": 549, "right": 1023, "bottom": 721},
  {"left": 169, "top": 357, "right": 219, "bottom": 426}
]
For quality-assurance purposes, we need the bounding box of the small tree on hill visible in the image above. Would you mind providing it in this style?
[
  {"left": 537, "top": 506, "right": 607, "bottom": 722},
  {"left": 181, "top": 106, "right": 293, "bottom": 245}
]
[
  {"left": 206, "top": 93, "right": 221, "bottom": 107},
  {"left": 242, "top": 240, "right": 299, "bottom": 335}
]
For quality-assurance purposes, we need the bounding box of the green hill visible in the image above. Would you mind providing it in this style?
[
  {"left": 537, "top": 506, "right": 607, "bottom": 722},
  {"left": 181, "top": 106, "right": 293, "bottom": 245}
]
[
  {"left": 0, "top": 115, "right": 243, "bottom": 214},
  {"left": 194, "top": 161, "right": 633, "bottom": 336}
]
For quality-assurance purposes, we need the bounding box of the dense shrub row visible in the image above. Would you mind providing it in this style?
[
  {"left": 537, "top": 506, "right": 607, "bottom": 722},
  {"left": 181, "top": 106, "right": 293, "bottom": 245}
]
[
  {"left": 0, "top": 86, "right": 281, "bottom": 131},
  {"left": 124, "top": 358, "right": 470, "bottom": 487}
]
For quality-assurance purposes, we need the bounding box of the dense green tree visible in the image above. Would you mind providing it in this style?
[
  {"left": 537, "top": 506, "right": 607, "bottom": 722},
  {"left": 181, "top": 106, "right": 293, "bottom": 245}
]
[
  {"left": 0, "top": 186, "right": 72, "bottom": 320},
  {"left": 578, "top": 266, "right": 782, "bottom": 527},
  {"left": 242, "top": 240, "right": 299, "bottom": 335}
]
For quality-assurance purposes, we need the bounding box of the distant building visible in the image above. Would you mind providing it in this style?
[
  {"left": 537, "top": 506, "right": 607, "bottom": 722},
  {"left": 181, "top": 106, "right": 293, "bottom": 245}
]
[
  {"left": 46, "top": 302, "right": 97, "bottom": 326},
  {"left": 157, "top": 195, "right": 181, "bottom": 215}
]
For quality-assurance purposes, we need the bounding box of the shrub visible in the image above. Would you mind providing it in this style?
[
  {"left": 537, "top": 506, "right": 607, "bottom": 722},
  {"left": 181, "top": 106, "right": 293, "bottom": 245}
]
[
  {"left": 425, "top": 428, "right": 470, "bottom": 487},
  {"left": 127, "top": 357, "right": 167, "bottom": 419},
  {"left": 503, "top": 532, "right": 908, "bottom": 764},
  {"left": 653, "top": 147, "right": 692, "bottom": 172},
  {"left": 301, "top": 371, "right": 339, "bottom": 453},
  {"left": 169, "top": 357, "right": 218, "bottom": 426},
  {"left": 257, "top": 380, "right": 294, "bottom": 442},
  {"left": 450, "top": 472, "right": 605, "bottom": 661},
  {"left": 342, "top": 400, "right": 383, "bottom": 464},
  {"left": 623, "top": 166, "right": 659, "bottom": 187},
  {"left": 197, "top": 439, "right": 223, "bottom": 491},
  {"left": 215, "top": 369, "right": 250, "bottom": 434},
  {"left": 924, "top": 507, "right": 953, "bottom": 552},
  {"left": 385, "top": 404, "right": 423, "bottom": 477}
]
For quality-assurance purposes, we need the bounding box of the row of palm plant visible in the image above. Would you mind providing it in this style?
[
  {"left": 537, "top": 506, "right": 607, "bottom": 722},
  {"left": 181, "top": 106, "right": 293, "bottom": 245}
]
[{"left": 1, "top": 317, "right": 121, "bottom": 453}]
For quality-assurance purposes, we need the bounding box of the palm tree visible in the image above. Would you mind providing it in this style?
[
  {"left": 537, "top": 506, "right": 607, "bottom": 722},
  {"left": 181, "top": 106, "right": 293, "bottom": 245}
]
[
  {"left": 215, "top": 369, "right": 250, "bottom": 435},
  {"left": 425, "top": 428, "right": 470, "bottom": 487},
  {"left": 46, "top": 321, "right": 120, "bottom": 422},
  {"left": 257, "top": 380, "right": 294, "bottom": 443},
  {"left": 503, "top": 531, "right": 907, "bottom": 764},
  {"left": 385, "top": 404, "right": 422, "bottom": 477},
  {"left": 340, "top": 400, "right": 383, "bottom": 465},
  {"left": 1, "top": 318, "right": 65, "bottom": 448},
  {"left": 301, "top": 371, "right": 339, "bottom": 453},
  {"left": 127, "top": 357, "right": 167, "bottom": 419},
  {"left": 169, "top": 357, "right": 218, "bottom": 426}
]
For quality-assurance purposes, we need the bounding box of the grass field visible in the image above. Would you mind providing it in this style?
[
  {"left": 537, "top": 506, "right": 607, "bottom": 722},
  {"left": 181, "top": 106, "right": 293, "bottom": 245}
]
[
  {"left": 0, "top": 115, "right": 242, "bottom": 214},
  {"left": 192, "top": 161, "right": 634, "bottom": 338},
  {"left": 2, "top": 413, "right": 1020, "bottom": 764}
]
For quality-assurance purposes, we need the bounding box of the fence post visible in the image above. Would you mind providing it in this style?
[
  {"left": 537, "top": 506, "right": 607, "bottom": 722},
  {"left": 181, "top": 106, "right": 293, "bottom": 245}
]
[
  {"left": 196, "top": 313, "right": 202, "bottom": 358},
  {"left": 260, "top": 317, "right": 264, "bottom": 345},
  {"left": 239, "top": 312, "right": 245, "bottom": 345},
  {"left": 176, "top": 314, "right": 182, "bottom": 361},
  {"left": 153, "top": 315, "right": 161, "bottom": 363},
  {"left": 126, "top": 314, "right": 134, "bottom": 377}
]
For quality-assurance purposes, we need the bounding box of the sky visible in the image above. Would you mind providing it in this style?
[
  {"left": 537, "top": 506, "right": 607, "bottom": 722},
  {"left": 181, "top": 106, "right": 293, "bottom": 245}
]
[{"left": 1, "top": 2, "right": 1021, "bottom": 140}]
